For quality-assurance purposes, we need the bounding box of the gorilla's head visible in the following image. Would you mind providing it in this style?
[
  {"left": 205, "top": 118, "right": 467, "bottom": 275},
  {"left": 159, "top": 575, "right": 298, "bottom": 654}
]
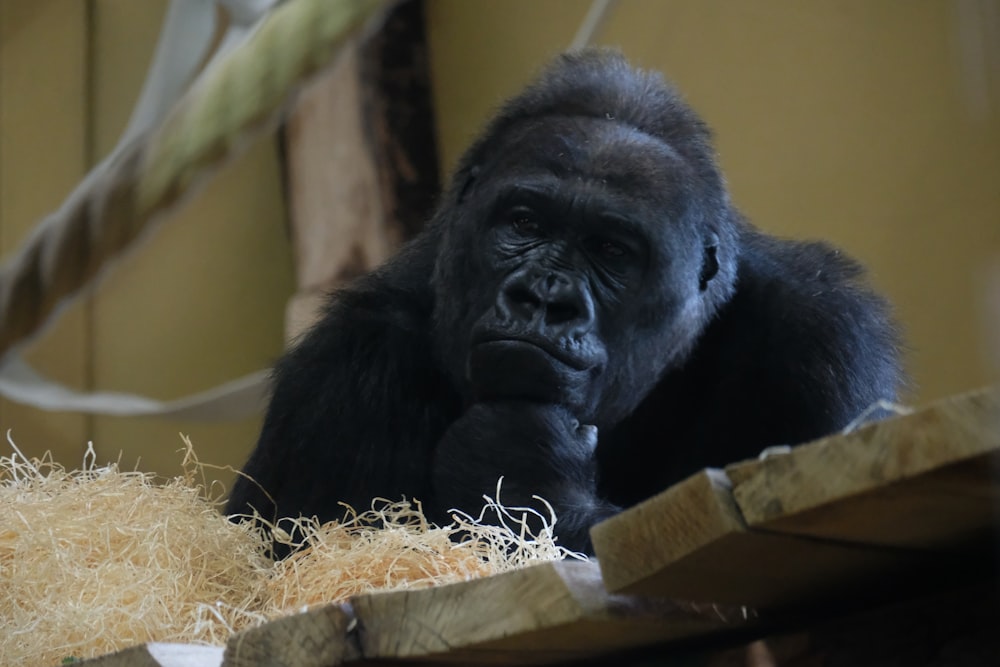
[{"left": 431, "top": 50, "right": 739, "bottom": 428}]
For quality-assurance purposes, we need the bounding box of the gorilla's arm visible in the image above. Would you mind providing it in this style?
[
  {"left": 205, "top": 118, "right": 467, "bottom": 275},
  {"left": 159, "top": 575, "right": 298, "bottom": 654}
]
[
  {"left": 224, "top": 237, "right": 461, "bottom": 533},
  {"left": 433, "top": 402, "right": 619, "bottom": 552}
]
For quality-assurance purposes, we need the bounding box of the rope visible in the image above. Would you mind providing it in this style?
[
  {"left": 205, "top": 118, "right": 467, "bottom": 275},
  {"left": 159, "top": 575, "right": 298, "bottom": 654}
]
[
  {"left": 0, "top": 0, "right": 386, "bottom": 361},
  {"left": 569, "top": 0, "right": 619, "bottom": 51}
]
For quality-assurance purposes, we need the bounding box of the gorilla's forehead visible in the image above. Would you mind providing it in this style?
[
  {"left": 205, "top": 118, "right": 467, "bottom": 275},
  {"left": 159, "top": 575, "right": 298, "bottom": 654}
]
[{"left": 481, "top": 116, "right": 692, "bottom": 203}]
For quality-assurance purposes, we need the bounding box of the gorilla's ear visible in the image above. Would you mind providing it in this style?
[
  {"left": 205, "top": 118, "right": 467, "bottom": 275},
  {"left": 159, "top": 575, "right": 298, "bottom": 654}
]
[
  {"left": 699, "top": 233, "right": 720, "bottom": 291},
  {"left": 457, "top": 165, "right": 481, "bottom": 203}
]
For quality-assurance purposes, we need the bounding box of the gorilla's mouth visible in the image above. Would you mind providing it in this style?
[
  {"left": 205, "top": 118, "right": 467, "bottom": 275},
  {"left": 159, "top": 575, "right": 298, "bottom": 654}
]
[
  {"left": 466, "top": 335, "right": 598, "bottom": 405},
  {"left": 471, "top": 334, "right": 595, "bottom": 371}
]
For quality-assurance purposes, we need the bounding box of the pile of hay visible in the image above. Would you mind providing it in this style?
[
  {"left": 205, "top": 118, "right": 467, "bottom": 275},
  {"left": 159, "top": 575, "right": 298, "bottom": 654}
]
[
  {"left": 0, "top": 436, "right": 578, "bottom": 666},
  {"left": 263, "top": 496, "right": 572, "bottom": 612}
]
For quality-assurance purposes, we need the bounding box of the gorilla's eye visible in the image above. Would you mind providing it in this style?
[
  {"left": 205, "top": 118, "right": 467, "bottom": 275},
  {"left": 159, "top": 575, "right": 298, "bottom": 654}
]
[
  {"left": 509, "top": 208, "right": 543, "bottom": 236},
  {"left": 588, "top": 237, "right": 629, "bottom": 259},
  {"left": 601, "top": 241, "right": 627, "bottom": 257}
]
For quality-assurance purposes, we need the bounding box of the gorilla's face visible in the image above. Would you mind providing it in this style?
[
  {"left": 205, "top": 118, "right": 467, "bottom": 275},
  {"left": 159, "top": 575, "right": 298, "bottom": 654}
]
[{"left": 432, "top": 117, "right": 730, "bottom": 428}]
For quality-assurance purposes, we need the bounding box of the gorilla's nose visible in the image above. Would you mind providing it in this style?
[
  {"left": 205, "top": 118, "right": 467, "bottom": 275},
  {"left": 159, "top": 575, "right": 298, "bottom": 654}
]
[{"left": 499, "top": 269, "right": 594, "bottom": 335}]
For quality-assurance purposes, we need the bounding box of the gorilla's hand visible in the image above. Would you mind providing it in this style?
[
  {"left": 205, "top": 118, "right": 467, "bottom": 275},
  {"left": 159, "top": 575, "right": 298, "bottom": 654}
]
[{"left": 431, "top": 401, "right": 619, "bottom": 553}]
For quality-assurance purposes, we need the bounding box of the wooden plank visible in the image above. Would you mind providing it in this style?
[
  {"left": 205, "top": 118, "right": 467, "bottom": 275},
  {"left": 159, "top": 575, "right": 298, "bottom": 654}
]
[
  {"left": 591, "top": 470, "right": 908, "bottom": 608},
  {"left": 78, "top": 643, "right": 223, "bottom": 667},
  {"left": 224, "top": 604, "right": 355, "bottom": 666},
  {"left": 70, "top": 585, "right": 1000, "bottom": 667},
  {"left": 352, "top": 559, "right": 740, "bottom": 664},
  {"left": 727, "top": 385, "right": 1000, "bottom": 550}
]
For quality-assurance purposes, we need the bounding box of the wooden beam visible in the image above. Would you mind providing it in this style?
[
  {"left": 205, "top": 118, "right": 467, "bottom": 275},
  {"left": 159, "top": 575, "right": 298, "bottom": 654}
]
[
  {"left": 224, "top": 604, "right": 355, "bottom": 666},
  {"left": 590, "top": 469, "right": 907, "bottom": 608},
  {"left": 727, "top": 385, "right": 1000, "bottom": 549},
  {"left": 282, "top": 0, "right": 438, "bottom": 339},
  {"left": 358, "top": 0, "right": 440, "bottom": 242},
  {"left": 352, "top": 559, "right": 741, "bottom": 664},
  {"left": 283, "top": 44, "right": 394, "bottom": 294}
]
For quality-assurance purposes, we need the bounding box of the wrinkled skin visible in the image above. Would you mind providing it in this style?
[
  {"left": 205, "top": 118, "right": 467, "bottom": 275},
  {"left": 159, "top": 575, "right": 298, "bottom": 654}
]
[{"left": 226, "top": 50, "right": 903, "bottom": 555}]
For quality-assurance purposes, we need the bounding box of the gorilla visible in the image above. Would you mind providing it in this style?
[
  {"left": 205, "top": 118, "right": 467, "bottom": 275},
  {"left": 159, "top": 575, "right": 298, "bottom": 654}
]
[{"left": 226, "top": 50, "right": 903, "bottom": 554}]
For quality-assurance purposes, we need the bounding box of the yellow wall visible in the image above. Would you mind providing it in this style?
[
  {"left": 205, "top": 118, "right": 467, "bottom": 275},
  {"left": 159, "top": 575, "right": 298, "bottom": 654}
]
[
  {"left": 0, "top": 1, "right": 90, "bottom": 462},
  {"left": 0, "top": 0, "right": 294, "bottom": 481},
  {"left": 426, "top": 0, "right": 1000, "bottom": 404}
]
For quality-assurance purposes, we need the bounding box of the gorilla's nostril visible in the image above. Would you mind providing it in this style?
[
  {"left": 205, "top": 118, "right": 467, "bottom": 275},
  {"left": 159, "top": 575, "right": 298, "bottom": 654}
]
[
  {"left": 507, "top": 284, "right": 540, "bottom": 308},
  {"left": 503, "top": 283, "right": 542, "bottom": 320},
  {"left": 546, "top": 301, "right": 581, "bottom": 325}
]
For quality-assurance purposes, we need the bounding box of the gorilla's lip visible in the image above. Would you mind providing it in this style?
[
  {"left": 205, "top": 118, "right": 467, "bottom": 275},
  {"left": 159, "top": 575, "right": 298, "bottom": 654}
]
[{"left": 471, "top": 334, "right": 594, "bottom": 371}]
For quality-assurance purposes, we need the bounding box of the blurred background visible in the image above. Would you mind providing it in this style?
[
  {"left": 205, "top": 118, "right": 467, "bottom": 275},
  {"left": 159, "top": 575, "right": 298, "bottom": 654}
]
[{"left": 1, "top": 0, "right": 998, "bottom": 485}]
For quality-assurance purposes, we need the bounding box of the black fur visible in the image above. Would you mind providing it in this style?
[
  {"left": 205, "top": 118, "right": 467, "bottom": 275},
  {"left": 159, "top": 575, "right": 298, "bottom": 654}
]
[{"left": 226, "top": 50, "right": 903, "bottom": 554}]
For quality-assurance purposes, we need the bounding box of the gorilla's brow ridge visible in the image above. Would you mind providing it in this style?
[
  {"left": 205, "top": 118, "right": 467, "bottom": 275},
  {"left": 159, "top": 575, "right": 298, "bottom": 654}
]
[{"left": 491, "top": 112, "right": 686, "bottom": 178}]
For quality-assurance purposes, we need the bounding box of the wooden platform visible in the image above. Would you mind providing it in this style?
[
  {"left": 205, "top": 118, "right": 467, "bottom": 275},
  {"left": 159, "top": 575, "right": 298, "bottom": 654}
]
[{"left": 77, "top": 386, "right": 1000, "bottom": 666}]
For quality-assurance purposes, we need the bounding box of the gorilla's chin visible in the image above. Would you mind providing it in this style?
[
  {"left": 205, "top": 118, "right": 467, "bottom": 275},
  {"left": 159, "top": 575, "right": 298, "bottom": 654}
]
[{"left": 466, "top": 340, "right": 596, "bottom": 406}]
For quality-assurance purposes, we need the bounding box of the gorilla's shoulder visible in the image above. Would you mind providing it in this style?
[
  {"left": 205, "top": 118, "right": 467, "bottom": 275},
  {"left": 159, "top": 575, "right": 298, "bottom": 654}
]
[
  {"left": 717, "top": 230, "right": 902, "bottom": 388},
  {"left": 737, "top": 231, "right": 891, "bottom": 317},
  {"left": 277, "top": 237, "right": 440, "bottom": 390},
  {"left": 324, "top": 233, "right": 439, "bottom": 331}
]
